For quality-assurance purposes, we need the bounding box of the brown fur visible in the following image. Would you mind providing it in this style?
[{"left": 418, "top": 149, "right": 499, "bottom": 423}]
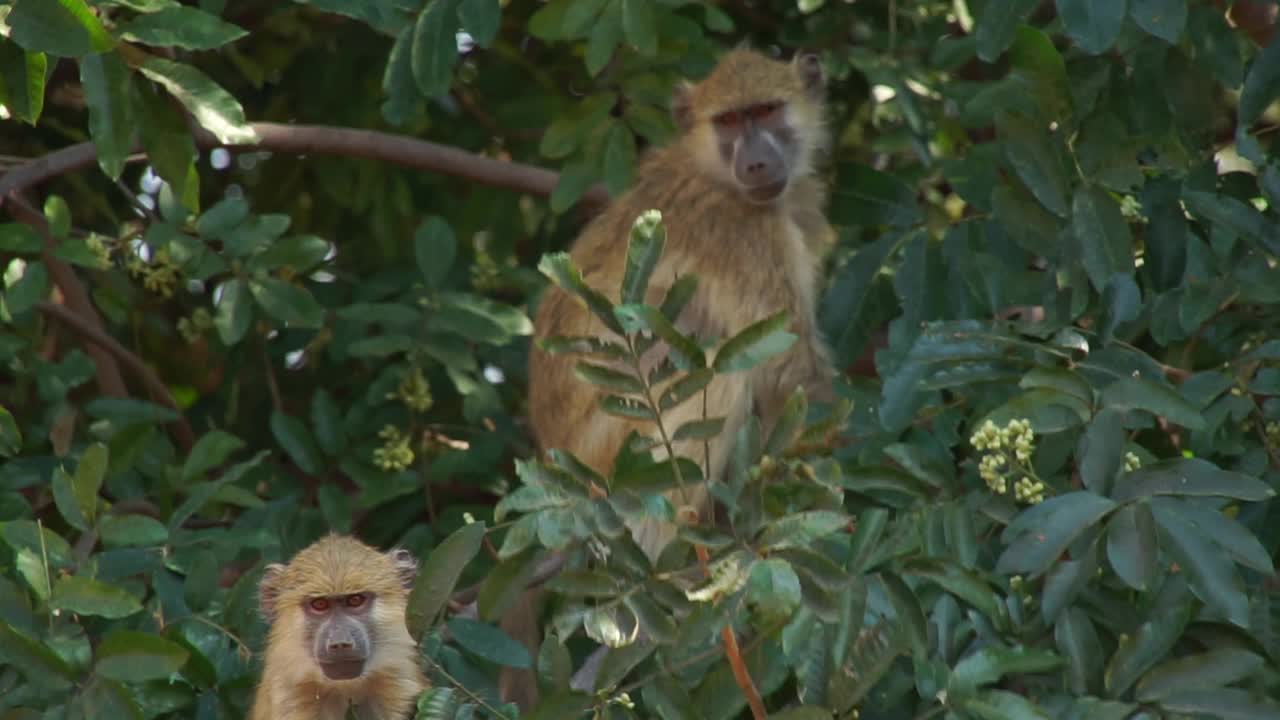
[
  {"left": 249, "top": 535, "right": 427, "bottom": 720},
  {"left": 528, "top": 48, "right": 837, "bottom": 557},
  {"left": 507, "top": 48, "right": 838, "bottom": 709}
]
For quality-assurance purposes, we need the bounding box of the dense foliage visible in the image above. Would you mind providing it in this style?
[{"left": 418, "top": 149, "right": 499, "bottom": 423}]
[{"left": 2, "top": 0, "right": 1280, "bottom": 718}]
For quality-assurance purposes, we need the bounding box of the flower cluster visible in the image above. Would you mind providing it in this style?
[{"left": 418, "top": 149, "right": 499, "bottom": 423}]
[
  {"left": 86, "top": 233, "right": 113, "bottom": 270},
  {"left": 390, "top": 366, "right": 433, "bottom": 413},
  {"left": 1123, "top": 451, "right": 1141, "bottom": 472},
  {"left": 970, "top": 418, "right": 1046, "bottom": 504},
  {"left": 127, "top": 246, "right": 181, "bottom": 298},
  {"left": 177, "top": 308, "right": 213, "bottom": 344},
  {"left": 373, "top": 425, "right": 414, "bottom": 471}
]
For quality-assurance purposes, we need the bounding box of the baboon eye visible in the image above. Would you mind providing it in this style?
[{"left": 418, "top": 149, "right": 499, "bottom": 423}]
[
  {"left": 345, "top": 593, "right": 367, "bottom": 608},
  {"left": 750, "top": 102, "right": 782, "bottom": 120},
  {"left": 308, "top": 597, "right": 330, "bottom": 613},
  {"left": 713, "top": 110, "right": 741, "bottom": 128}
]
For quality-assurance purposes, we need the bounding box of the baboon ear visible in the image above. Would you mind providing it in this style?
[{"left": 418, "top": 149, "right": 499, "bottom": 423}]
[
  {"left": 671, "top": 81, "right": 696, "bottom": 133},
  {"left": 389, "top": 548, "right": 418, "bottom": 590},
  {"left": 258, "top": 563, "right": 287, "bottom": 622},
  {"left": 793, "top": 51, "right": 825, "bottom": 98}
]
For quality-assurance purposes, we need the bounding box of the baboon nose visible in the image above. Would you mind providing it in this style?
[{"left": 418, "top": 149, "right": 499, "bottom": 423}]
[{"left": 328, "top": 640, "right": 354, "bottom": 651}]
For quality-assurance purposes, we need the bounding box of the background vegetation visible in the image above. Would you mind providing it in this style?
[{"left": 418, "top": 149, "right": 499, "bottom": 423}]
[{"left": 1, "top": 0, "right": 1280, "bottom": 718}]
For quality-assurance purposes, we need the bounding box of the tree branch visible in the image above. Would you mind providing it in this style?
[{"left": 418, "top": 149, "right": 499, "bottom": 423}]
[
  {"left": 5, "top": 196, "right": 130, "bottom": 400},
  {"left": 0, "top": 122, "right": 609, "bottom": 210},
  {"left": 38, "top": 301, "right": 195, "bottom": 451}
]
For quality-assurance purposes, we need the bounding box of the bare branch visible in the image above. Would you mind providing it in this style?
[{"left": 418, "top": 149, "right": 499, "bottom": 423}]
[{"left": 0, "top": 122, "right": 609, "bottom": 210}]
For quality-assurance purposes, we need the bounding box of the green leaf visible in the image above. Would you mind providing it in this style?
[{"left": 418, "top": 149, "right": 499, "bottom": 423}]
[
  {"left": 763, "top": 387, "right": 807, "bottom": 456},
  {"left": 415, "top": 216, "right": 456, "bottom": 290},
  {"left": 614, "top": 304, "right": 705, "bottom": 369},
  {"left": 213, "top": 278, "right": 253, "bottom": 344},
  {"left": 620, "top": 0, "right": 657, "bottom": 55},
  {"left": 538, "top": 252, "right": 623, "bottom": 335},
  {"left": 1100, "top": 376, "right": 1202, "bottom": 430},
  {"left": 132, "top": 79, "right": 198, "bottom": 202},
  {"left": 1156, "top": 499, "right": 1274, "bottom": 574},
  {"left": 446, "top": 617, "right": 531, "bottom": 668},
  {"left": 138, "top": 58, "right": 256, "bottom": 145},
  {"left": 269, "top": 412, "right": 324, "bottom": 475},
  {"left": 1158, "top": 687, "right": 1280, "bottom": 718},
  {"left": 560, "top": 0, "right": 609, "bottom": 36},
  {"left": 0, "top": 43, "right": 48, "bottom": 124},
  {"left": 457, "top": 0, "right": 500, "bottom": 46},
  {"left": 99, "top": 515, "right": 169, "bottom": 548},
  {"left": 550, "top": 159, "right": 598, "bottom": 213},
  {"left": 948, "top": 646, "right": 1063, "bottom": 694},
  {"left": 181, "top": 430, "right": 244, "bottom": 482},
  {"left": 1112, "top": 458, "right": 1274, "bottom": 502},
  {"left": 659, "top": 368, "right": 713, "bottom": 411},
  {"left": 1135, "top": 648, "right": 1266, "bottom": 702},
  {"left": 71, "top": 443, "right": 107, "bottom": 525},
  {"left": 94, "top": 631, "right": 189, "bottom": 682},
  {"left": 748, "top": 558, "right": 803, "bottom": 619},
  {"left": 713, "top": 311, "right": 797, "bottom": 373},
  {"left": 51, "top": 468, "right": 89, "bottom": 531},
  {"left": 1152, "top": 504, "right": 1249, "bottom": 627},
  {"left": 623, "top": 592, "right": 676, "bottom": 644},
  {"left": 435, "top": 292, "right": 533, "bottom": 343},
  {"left": 0, "top": 622, "right": 74, "bottom": 689},
  {"left": 249, "top": 277, "right": 325, "bottom": 328},
  {"left": 412, "top": 0, "right": 459, "bottom": 97},
  {"left": 0, "top": 406, "right": 21, "bottom": 457},
  {"left": 975, "top": 0, "right": 1039, "bottom": 62},
  {"left": 1077, "top": 408, "right": 1123, "bottom": 494},
  {"left": 0, "top": 224, "right": 43, "bottom": 253},
  {"left": 119, "top": 6, "right": 247, "bottom": 50},
  {"left": 84, "top": 397, "right": 180, "bottom": 426},
  {"left": 1055, "top": 607, "right": 1104, "bottom": 695},
  {"left": 672, "top": 418, "right": 725, "bottom": 442},
  {"left": 253, "top": 234, "right": 331, "bottom": 273},
  {"left": 1104, "top": 603, "right": 1191, "bottom": 696},
  {"left": 1057, "top": 0, "right": 1127, "bottom": 55},
  {"left": 602, "top": 123, "right": 637, "bottom": 197},
  {"left": 79, "top": 53, "right": 135, "bottom": 181},
  {"left": 1129, "top": 0, "right": 1186, "bottom": 43},
  {"left": 1240, "top": 29, "right": 1280, "bottom": 125},
  {"left": 585, "top": 0, "right": 623, "bottom": 75},
  {"left": 998, "top": 112, "right": 1069, "bottom": 217},
  {"left": 407, "top": 521, "right": 486, "bottom": 639},
  {"left": 1072, "top": 186, "right": 1135, "bottom": 292},
  {"left": 902, "top": 559, "right": 1002, "bottom": 621},
  {"left": 167, "top": 450, "right": 268, "bottom": 531},
  {"left": 51, "top": 576, "right": 142, "bottom": 619},
  {"left": 614, "top": 457, "right": 703, "bottom": 495},
  {"left": 310, "top": 390, "right": 346, "bottom": 455},
  {"left": 8, "top": 0, "right": 113, "bottom": 56},
  {"left": 5, "top": 259, "right": 49, "bottom": 317},
  {"left": 620, "top": 211, "right": 665, "bottom": 305},
  {"left": 829, "top": 163, "right": 922, "bottom": 228},
  {"left": 574, "top": 361, "right": 643, "bottom": 394},
  {"left": 879, "top": 573, "right": 928, "bottom": 657},
  {"left": 959, "top": 690, "right": 1053, "bottom": 719},
  {"left": 997, "top": 492, "right": 1117, "bottom": 577},
  {"left": 757, "top": 511, "right": 847, "bottom": 550},
  {"left": 1105, "top": 503, "right": 1157, "bottom": 591},
  {"left": 600, "top": 394, "right": 655, "bottom": 421}
]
